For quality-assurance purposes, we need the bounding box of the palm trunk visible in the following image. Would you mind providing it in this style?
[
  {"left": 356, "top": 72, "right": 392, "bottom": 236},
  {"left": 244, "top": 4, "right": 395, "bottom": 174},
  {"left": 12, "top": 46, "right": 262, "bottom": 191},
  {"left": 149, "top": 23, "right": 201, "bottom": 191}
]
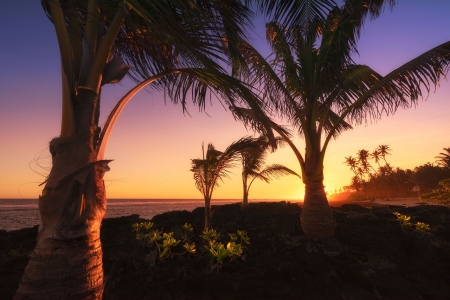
[
  {"left": 300, "top": 143, "right": 336, "bottom": 240},
  {"left": 242, "top": 175, "right": 249, "bottom": 207},
  {"left": 204, "top": 197, "right": 212, "bottom": 230},
  {"left": 15, "top": 91, "right": 109, "bottom": 299},
  {"left": 300, "top": 180, "right": 336, "bottom": 240}
]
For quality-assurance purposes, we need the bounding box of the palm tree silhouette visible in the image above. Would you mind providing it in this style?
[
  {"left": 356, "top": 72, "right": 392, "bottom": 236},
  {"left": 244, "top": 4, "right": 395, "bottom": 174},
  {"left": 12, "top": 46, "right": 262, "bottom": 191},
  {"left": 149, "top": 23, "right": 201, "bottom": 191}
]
[
  {"left": 238, "top": 136, "right": 300, "bottom": 206},
  {"left": 232, "top": 1, "right": 450, "bottom": 239},
  {"left": 190, "top": 137, "right": 256, "bottom": 230},
  {"left": 436, "top": 147, "right": 450, "bottom": 168}
]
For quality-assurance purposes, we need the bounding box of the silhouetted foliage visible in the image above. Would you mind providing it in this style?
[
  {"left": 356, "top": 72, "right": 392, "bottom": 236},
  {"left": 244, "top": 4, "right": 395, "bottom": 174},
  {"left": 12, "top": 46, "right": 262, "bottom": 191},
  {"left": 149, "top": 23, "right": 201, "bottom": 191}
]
[{"left": 345, "top": 146, "right": 450, "bottom": 200}]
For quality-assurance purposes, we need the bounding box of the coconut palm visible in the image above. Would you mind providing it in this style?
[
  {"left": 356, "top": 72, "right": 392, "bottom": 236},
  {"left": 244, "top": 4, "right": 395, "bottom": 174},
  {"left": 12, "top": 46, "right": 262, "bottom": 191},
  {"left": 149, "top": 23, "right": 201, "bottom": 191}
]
[
  {"left": 231, "top": 0, "right": 450, "bottom": 240},
  {"left": 238, "top": 136, "right": 301, "bottom": 206},
  {"left": 16, "top": 1, "right": 285, "bottom": 298},
  {"left": 191, "top": 137, "right": 256, "bottom": 230},
  {"left": 436, "top": 147, "right": 450, "bottom": 168},
  {"left": 344, "top": 156, "right": 360, "bottom": 179},
  {"left": 377, "top": 145, "right": 392, "bottom": 170}
]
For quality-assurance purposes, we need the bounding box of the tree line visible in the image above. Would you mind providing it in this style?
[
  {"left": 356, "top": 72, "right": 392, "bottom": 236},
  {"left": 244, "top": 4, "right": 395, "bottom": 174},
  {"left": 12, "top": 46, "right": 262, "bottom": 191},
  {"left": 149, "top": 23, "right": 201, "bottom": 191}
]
[{"left": 344, "top": 146, "right": 450, "bottom": 200}]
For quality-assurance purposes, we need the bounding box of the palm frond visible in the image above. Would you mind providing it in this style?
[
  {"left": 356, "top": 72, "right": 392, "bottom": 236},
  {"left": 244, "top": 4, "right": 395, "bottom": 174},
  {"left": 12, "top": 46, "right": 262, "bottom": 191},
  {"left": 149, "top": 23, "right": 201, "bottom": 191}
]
[
  {"left": 255, "top": 0, "right": 335, "bottom": 30},
  {"left": 252, "top": 164, "right": 301, "bottom": 183}
]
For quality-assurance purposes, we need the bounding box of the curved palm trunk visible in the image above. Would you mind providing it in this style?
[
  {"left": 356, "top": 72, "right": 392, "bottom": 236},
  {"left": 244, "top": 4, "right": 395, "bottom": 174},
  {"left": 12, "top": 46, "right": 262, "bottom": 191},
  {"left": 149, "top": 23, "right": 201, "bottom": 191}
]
[{"left": 15, "top": 92, "right": 109, "bottom": 299}]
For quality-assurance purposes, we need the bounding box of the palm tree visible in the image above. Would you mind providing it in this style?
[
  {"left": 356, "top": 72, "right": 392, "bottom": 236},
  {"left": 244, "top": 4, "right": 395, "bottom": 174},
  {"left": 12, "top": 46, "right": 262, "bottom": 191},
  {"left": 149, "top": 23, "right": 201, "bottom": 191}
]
[
  {"left": 231, "top": 0, "right": 450, "bottom": 240},
  {"left": 436, "top": 147, "right": 450, "bottom": 168},
  {"left": 16, "top": 1, "right": 283, "bottom": 298},
  {"left": 377, "top": 145, "right": 392, "bottom": 170},
  {"left": 344, "top": 156, "right": 360, "bottom": 179},
  {"left": 357, "top": 149, "right": 376, "bottom": 178},
  {"left": 190, "top": 137, "right": 255, "bottom": 230},
  {"left": 239, "top": 136, "right": 300, "bottom": 206}
]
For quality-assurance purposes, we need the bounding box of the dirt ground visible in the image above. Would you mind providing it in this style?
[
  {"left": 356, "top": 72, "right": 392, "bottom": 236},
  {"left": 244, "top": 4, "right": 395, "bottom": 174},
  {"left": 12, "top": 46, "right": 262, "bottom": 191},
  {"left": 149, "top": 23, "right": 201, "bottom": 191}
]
[{"left": 1, "top": 201, "right": 450, "bottom": 299}]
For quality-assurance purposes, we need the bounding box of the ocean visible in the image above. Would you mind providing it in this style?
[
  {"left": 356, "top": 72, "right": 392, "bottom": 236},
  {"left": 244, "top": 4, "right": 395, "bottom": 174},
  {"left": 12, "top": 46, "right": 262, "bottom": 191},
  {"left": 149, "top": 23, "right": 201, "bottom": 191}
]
[{"left": 0, "top": 198, "right": 246, "bottom": 231}]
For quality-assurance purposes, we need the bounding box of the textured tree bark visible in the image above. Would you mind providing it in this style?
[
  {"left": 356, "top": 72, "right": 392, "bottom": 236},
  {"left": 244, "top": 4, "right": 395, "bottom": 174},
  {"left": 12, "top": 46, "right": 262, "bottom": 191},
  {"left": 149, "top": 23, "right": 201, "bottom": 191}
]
[
  {"left": 15, "top": 87, "right": 109, "bottom": 299},
  {"left": 300, "top": 180, "right": 336, "bottom": 240},
  {"left": 15, "top": 137, "right": 109, "bottom": 299}
]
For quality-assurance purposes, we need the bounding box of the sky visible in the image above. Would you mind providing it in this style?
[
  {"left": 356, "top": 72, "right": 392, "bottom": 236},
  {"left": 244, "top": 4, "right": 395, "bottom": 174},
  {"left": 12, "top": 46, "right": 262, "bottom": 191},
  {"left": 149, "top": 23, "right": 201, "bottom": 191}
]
[{"left": 0, "top": 0, "right": 449, "bottom": 201}]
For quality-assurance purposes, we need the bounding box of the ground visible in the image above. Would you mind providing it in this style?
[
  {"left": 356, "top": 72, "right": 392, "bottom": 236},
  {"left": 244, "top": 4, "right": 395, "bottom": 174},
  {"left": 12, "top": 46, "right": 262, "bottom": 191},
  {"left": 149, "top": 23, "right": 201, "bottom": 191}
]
[{"left": 1, "top": 201, "right": 450, "bottom": 299}]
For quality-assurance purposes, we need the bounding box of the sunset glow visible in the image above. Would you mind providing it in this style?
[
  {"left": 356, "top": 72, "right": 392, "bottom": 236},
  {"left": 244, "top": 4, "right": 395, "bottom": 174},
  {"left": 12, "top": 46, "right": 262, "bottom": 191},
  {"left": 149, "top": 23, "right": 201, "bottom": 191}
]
[{"left": 0, "top": 1, "right": 449, "bottom": 200}]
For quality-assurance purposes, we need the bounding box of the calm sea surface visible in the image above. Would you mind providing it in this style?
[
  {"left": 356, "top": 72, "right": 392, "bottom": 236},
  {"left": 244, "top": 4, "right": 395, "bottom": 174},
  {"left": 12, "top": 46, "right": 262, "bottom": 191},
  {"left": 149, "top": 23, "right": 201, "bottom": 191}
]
[{"left": 0, "top": 199, "right": 249, "bottom": 231}]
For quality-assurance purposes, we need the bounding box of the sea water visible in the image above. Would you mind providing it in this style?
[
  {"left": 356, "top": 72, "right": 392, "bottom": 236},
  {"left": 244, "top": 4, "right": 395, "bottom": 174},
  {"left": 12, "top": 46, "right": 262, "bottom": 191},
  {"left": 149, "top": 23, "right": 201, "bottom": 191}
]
[{"left": 0, "top": 199, "right": 242, "bottom": 231}]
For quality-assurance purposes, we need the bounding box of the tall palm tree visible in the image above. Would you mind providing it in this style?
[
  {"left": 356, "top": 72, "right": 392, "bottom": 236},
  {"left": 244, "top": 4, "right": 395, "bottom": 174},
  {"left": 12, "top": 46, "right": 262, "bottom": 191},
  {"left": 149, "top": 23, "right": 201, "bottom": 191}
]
[
  {"left": 16, "top": 1, "right": 282, "bottom": 298},
  {"left": 436, "top": 147, "right": 450, "bottom": 169},
  {"left": 231, "top": 0, "right": 450, "bottom": 240},
  {"left": 191, "top": 137, "right": 255, "bottom": 230},
  {"left": 238, "top": 136, "right": 300, "bottom": 206}
]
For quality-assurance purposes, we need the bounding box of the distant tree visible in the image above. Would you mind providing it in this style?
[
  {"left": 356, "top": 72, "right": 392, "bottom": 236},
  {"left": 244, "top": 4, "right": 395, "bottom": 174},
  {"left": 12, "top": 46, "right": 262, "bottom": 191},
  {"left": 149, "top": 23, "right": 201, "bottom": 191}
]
[
  {"left": 421, "top": 178, "right": 450, "bottom": 205},
  {"left": 190, "top": 137, "right": 255, "bottom": 230},
  {"left": 238, "top": 136, "right": 300, "bottom": 206},
  {"left": 377, "top": 145, "right": 393, "bottom": 171},
  {"left": 436, "top": 147, "right": 450, "bottom": 168},
  {"left": 414, "top": 163, "right": 450, "bottom": 193}
]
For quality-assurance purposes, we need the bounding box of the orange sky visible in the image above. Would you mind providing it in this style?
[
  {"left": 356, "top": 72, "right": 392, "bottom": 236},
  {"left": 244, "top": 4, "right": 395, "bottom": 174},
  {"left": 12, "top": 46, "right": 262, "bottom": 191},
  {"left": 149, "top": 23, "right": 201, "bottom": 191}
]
[{"left": 0, "top": 1, "right": 449, "bottom": 200}]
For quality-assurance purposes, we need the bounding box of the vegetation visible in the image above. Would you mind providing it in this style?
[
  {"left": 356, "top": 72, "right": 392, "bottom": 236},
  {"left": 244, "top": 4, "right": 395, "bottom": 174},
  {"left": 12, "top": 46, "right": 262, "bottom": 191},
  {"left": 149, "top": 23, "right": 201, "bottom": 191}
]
[
  {"left": 237, "top": 136, "right": 300, "bottom": 206},
  {"left": 132, "top": 222, "right": 249, "bottom": 271},
  {"left": 421, "top": 178, "right": 450, "bottom": 206},
  {"left": 190, "top": 138, "right": 256, "bottom": 230},
  {"left": 200, "top": 229, "right": 250, "bottom": 270},
  {"left": 344, "top": 146, "right": 450, "bottom": 200},
  {"left": 393, "top": 212, "right": 432, "bottom": 237},
  {"left": 231, "top": 1, "right": 450, "bottom": 240},
  {"left": 133, "top": 222, "right": 196, "bottom": 260},
  {"left": 436, "top": 147, "right": 450, "bottom": 168}
]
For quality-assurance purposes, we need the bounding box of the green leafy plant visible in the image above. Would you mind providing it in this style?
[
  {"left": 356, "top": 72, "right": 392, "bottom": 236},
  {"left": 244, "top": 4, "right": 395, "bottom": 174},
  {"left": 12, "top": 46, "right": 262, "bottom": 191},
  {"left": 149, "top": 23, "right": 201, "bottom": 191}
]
[
  {"left": 393, "top": 213, "right": 432, "bottom": 237},
  {"left": 393, "top": 212, "right": 412, "bottom": 230},
  {"left": 413, "top": 222, "right": 432, "bottom": 237},
  {"left": 133, "top": 222, "right": 196, "bottom": 260},
  {"left": 200, "top": 229, "right": 250, "bottom": 270}
]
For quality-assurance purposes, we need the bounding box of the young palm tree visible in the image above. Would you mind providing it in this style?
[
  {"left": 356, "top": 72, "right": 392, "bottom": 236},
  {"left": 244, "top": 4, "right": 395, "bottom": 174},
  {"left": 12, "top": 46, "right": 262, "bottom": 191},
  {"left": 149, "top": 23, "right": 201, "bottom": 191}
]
[
  {"left": 16, "top": 1, "right": 281, "bottom": 299},
  {"left": 238, "top": 136, "right": 300, "bottom": 206},
  {"left": 231, "top": 0, "right": 450, "bottom": 240},
  {"left": 190, "top": 137, "right": 255, "bottom": 230}
]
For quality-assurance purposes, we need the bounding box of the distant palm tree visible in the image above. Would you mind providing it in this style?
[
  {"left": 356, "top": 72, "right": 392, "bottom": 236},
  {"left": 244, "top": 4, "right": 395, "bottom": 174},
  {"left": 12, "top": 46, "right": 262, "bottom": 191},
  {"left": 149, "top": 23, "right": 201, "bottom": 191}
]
[
  {"left": 436, "top": 147, "right": 450, "bottom": 168},
  {"left": 370, "top": 150, "right": 380, "bottom": 167},
  {"left": 344, "top": 156, "right": 360, "bottom": 179},
  {"left": 231, "top": 0, "right": 450, "bottom": 240},
  {"left": 238, "top": 136, "right": 300, "bottom": 206},
  {"left": 191, "top": 137, "right": 255, "bottom": 230},
  {"left": 357, "top": 149, "right": 376, "bottom": 178},
  {"left": 377, "top": 145, "right": 392, "bottom": 170}
]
